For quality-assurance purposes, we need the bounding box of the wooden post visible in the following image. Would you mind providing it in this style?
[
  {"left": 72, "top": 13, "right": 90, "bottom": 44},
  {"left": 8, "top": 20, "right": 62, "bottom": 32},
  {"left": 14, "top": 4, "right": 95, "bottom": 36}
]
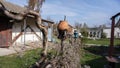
[
  {"left": 108, "top": 17, "right": 115, "bottom": 68},
  {"left": 24, "top": 18, "right": 26, "bottom": 45},
  {"left": 108, "top": 13, "right": 120, "bottom": 68},
  {"left": 109, "top": 17, "right": 115, "bottom": 57},
  {"left": 106, "top": 13, "right": 120, "bottom": 68}
]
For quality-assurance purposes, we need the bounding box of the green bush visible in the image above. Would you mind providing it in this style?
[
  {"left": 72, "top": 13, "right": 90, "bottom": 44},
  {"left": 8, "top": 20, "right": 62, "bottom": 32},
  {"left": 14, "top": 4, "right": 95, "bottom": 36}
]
[{"left": 101, "top": 32, "right": 106, "bottom": 38}]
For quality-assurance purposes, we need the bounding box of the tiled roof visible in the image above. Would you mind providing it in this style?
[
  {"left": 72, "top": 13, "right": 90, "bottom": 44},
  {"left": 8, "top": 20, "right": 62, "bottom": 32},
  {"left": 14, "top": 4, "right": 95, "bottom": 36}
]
[{"left": 0, "top": 0, "right": 27, "bottom": 14}]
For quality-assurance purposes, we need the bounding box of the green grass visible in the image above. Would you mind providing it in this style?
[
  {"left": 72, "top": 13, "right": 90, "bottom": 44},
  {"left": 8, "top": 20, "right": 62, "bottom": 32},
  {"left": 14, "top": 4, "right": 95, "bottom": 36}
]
[
  {"left": 0, "top": 39, "right": 120, "bottom": 68},
  {"left": 0, "top": 48, "right": 42, "bottom": 68},
  {"left": 81, "top": 49, "right": 120, "bottom": 68},
  {"left": 80, "top": 38, "right": 120, "bottom": 68},
  {"left": 82, "top": 38, "right": 120, "bottom": 45},
  {"left": 0, "top": 48, "right": 57, "bottom": 68},
  {"left": 81, "top": 51, "right": 107, "bottom": 68}
]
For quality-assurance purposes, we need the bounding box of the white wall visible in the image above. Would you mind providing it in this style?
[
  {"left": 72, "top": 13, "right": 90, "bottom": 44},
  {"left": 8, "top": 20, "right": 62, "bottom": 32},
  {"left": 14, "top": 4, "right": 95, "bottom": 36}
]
[
  {"left": 48, "top": 28, "right": 52, "bottom": 41},
  {"left": 103, "top": 28, "right": 111, "bottom": 38},
  {"left": 114, "top": 28, "right": 120, "bottom": 38},
  {"left": 103, "top": 27, "right": 120, "bottom": 38},
  {"left": 12, "top": 22, "right": 43, "bottom": 44}
]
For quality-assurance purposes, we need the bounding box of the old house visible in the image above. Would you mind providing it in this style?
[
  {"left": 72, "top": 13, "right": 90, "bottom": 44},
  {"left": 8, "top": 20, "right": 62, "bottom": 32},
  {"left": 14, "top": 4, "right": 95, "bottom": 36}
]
[
  {"left": 103, "top": 17, "right": 120, "bottom": 39},
  {"left": 103, "top": 27, "right": 120, "bottom": 38},
  {"left": 88, "top": 27, "right": 102, "bottom": 39},
  {"left": 0, "top": 0, "right": 54, "bottom": 47},
  {"left": 115, "top": 18, "right": 120, "bottom": 38},
  {"left": 87, "top": 27, "right": 120, "bottom": 39}
]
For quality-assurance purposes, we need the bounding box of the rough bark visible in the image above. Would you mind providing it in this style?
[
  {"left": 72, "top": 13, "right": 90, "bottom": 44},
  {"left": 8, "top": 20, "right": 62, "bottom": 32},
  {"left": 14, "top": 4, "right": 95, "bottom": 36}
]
[
  {"left": 25, "top": 10, "right": 48, "bottom": 55},
  {"left": 4, "top": 10, "right": 26, "bottom": 21},
  {"left": 36, "top": 15, "right": 48, "bottom": 55}
]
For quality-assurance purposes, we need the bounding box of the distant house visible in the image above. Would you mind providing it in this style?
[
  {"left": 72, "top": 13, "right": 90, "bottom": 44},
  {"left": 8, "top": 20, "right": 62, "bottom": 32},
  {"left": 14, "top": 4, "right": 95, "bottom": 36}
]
[
  {"left": 87, "top": 27, "right": 120, "bottom": 39},
  {"left": 0, "top": 0, "right": 54, "bottom": 47},
  {"left": 87, "top": 27, "right": 102, "bottom": 39},
  {"left": 114, "top": 18, "right": 120, "bottom": 38},
  {"left": 103, "top": 18, "right": 120, "bottom": 38},
  {"left": 103, "top": 27, "right": 120, "bottom": 38}
]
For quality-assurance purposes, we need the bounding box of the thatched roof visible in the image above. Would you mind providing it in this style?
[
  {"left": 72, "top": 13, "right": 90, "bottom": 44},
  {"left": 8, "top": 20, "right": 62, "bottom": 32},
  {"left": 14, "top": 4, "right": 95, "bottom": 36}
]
[
  {"left": 0, "top": 0, "right": 27, "bottom": 13},
  {"left": 0, "top": 0, "right": 54, "bottom": 24}
]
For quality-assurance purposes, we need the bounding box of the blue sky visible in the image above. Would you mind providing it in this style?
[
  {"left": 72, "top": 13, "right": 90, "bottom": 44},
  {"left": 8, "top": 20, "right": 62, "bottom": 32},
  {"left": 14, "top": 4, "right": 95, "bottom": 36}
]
[{"left": 6, "top": 0, "right": 120, "bottom": 27}]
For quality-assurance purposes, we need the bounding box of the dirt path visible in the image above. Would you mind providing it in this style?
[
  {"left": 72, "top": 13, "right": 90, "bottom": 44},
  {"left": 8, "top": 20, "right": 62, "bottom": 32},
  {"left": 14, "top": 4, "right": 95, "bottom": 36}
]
[
  {"left": 0, "top": 48, "right": 16, "bottom": 56},
  {"left": 0, "top": 41, "right": 43, "bottom": 56},
  {"left": 0, "top": 41, "right": 56, "bottom": 56}
]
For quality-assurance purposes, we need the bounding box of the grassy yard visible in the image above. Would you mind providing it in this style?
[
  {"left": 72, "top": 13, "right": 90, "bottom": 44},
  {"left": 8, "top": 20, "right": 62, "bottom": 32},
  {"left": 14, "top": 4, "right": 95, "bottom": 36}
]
[
  {"left": 81, "top": 38, "right": 120, "bottom": 68},
  {"left": 0, "top": 48, "right": 56, "bottom": 68},
  {"left": 81, "top": 48, "right": 120, "bottom": 68},
  {"left": 0, "top": 47, "right": 120, "bottom": 68},
  {"left": 81, "top": 50, "right": 107, "bottom": 68},
  {"left": 0, "top": 38, "right": 120, "bottom": 68},
  {"left": 82, "top": 38, "right": 120, "bottom": 45},
  {"left": 0, "top": 48, "right": 42, "bottom": 68}
]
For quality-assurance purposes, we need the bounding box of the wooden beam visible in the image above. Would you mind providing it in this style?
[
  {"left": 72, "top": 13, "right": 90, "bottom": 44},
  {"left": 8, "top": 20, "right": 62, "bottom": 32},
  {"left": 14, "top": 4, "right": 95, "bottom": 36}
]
[
  {"left": 111, "top": 12, "right": 120, "bottom": 19},
  {"left": 12, "top": 32, "right": 23, "bottom": 44},
  {"left": 42, "top": 19, "right": 54, "bottom": 24},
  {"left": 12, "top": 25, "right": 28, "bottom": 44},
  {"left": 27, "top": 25, "right": 42, "bottom": 40},
  {"left": 115, "top": 18, "right": 120, "bottom": 27},
  {"left": 109, "top": 18, "right": 115, "bottom": 57}
]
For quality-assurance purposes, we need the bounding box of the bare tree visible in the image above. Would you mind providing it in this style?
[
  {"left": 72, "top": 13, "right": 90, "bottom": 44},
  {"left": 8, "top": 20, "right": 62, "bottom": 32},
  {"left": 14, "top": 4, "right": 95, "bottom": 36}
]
[
  {"left": 28, "top": 0, "right": 45, "bottom": 12},
  {"left": 74, "top": 21, "right": 82, "bottom": 32},
  {"left": 81, "top": 23, "right": 89, "bottom": 37},
  {"left": 74, "top": 21, "right": 79, "bottom": 29},
  {"left": 27, "top": 0, "right": 49, "bottom": 56},
  {"left": 1, "top": 0, "right": 48, "bottom": 55}
]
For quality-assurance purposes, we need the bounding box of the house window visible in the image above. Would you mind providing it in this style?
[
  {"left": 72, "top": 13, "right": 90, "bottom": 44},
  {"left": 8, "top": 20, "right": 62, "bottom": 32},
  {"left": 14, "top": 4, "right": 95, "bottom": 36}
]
[
  {"left": 93, "top": 32, "right": 96, "bottom": 37},
  {"left": 90, "top": 32, "right": 92, "bottom": 37}
]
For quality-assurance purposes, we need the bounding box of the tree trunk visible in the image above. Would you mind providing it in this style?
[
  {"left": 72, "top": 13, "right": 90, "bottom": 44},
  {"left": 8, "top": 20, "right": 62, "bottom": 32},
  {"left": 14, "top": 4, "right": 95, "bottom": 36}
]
[{"left": 4, "top": 10, "right": 25, "bottom": 21}]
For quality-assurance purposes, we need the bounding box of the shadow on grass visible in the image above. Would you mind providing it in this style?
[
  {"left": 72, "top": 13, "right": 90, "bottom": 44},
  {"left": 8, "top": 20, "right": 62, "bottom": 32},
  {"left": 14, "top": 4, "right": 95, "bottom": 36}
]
[
  {"left": 84, "top": 45, "right": 120, "bottom": 56},
  {"left": 82, "top": 56, "right": 120, "bottom": 68},
  {"left": 84, "top": 46, "right": 109, "bottom": 56},
  {"left": 81, "top": 45, "right": 120, "bottom": 68}
]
